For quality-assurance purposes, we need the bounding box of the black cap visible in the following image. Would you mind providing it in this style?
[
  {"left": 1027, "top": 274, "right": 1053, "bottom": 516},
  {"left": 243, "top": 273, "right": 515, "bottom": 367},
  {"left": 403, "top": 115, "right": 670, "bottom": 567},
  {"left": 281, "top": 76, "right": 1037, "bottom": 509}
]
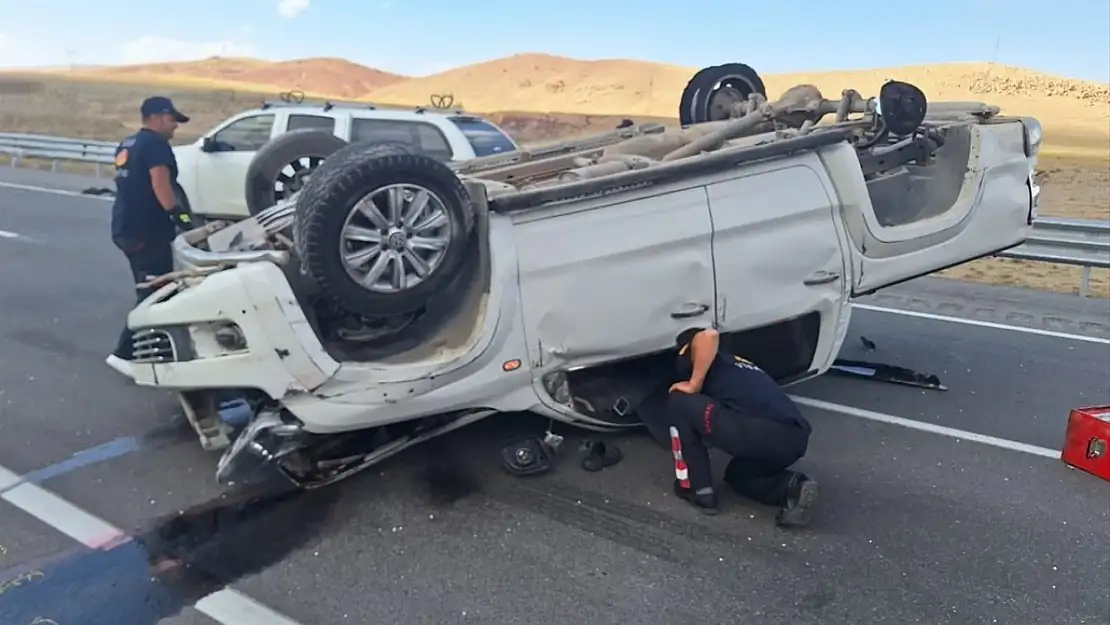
[{"left": 141, "top": 96, "right": 189, "bottom": 123}]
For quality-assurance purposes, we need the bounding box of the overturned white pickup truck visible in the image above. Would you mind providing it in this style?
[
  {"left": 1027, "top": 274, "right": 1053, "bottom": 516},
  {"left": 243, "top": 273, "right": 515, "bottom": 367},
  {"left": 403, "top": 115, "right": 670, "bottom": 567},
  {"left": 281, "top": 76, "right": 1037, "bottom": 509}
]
[{"left": 126, "top": 63, "right": 1042, "bottom": 488}]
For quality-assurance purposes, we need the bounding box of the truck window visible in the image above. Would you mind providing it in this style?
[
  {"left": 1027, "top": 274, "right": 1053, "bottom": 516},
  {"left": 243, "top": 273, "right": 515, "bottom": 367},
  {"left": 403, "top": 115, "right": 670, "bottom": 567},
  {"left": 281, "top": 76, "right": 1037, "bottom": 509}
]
[
  {"left": 287, "top": 114, "right": 336, "bottom": 134},
  {"left": 211, "top": 114, "right": 276, "bottom": 152},
  {"left": 448, "top": 117, "right": 518, "bottom": 157},
  {"left": 349, "top": 119, "right": 453, "bottom": 160}
]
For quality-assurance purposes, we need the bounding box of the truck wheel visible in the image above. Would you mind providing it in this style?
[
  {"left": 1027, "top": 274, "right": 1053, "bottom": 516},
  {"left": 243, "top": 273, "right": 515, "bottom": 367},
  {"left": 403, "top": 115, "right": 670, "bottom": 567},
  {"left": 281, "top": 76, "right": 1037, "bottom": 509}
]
[
  {"left": 678, "top": 63, "right": 767, "bottom": 126},
  {"left": 294, "top": 142, "right": 476, "bottom": 317},
  {"left": 244, "top": 129, "right": 348, "bottom": 216}
]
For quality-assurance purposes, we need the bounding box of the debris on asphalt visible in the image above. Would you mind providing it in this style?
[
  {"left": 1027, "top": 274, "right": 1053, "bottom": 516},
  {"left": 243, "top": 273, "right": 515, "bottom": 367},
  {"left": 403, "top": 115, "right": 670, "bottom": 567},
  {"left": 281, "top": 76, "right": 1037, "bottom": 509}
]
[
  {"left": 579, "top": 439, "right": 623, "bottom": 472},
  {"left": 830, "top": 359, "right": 947, "bottom": 391},
  {"left": 500, "top": 436, "right": 558, "bottom": 476}
]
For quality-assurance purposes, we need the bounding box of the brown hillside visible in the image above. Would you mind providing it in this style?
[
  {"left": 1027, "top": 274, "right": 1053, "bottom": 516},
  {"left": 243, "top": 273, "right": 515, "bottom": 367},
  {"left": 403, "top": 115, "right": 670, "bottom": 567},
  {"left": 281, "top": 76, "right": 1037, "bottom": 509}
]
[
  {"left": 221, "top": 58, "right": 409, "bottom": 97},
  {"left": 364, "top": 53, "right": 693, "bottom": 116},
  {"left": 69, "top": 56, "right": 410, "bottom": 98},
  {"left": 77, "top": 57, "right": 272, "bottom": 81},
  {"left": 365, "top": 54, "right": 1110, "bottom": 135}
]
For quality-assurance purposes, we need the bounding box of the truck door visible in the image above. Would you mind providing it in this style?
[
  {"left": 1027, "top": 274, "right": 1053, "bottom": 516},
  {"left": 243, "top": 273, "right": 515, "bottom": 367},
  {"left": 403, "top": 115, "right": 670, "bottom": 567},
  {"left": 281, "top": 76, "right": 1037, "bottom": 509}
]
[
  {"left": 706, "top": 152, "right": 850, "bottom": 378},
  {"left": 822, "top": 123, "right": 1036, "bottom": 296},
  {"left": 193, "top": 112, "right": 280, "bottom": 218},
  {"left": 513, "top": 185, "right": 717, "bottom": 401}
]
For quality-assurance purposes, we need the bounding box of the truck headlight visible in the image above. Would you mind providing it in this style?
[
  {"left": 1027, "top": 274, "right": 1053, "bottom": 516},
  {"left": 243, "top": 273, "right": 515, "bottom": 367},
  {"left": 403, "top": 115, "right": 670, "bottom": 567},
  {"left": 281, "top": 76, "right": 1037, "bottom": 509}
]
[
  {"left": 188, "top": 321, "right": 248, "bottom": 357},
  {"left": 1021, "top": 117, "right": 1043, "bottom": 156},
  {"left": 214, "top": 323, "right": 247, "bottom": 350}
]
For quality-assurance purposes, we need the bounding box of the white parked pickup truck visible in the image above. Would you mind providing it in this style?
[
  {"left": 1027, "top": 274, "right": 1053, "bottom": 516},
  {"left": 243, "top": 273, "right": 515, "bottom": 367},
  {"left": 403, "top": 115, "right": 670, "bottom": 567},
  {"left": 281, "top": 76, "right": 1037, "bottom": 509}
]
[
  {"left": 126, "top": 63, "right": 1041, "bottom": 488},
  {"left": 172, "top": 93, "right": 519, "bottom": 222}
]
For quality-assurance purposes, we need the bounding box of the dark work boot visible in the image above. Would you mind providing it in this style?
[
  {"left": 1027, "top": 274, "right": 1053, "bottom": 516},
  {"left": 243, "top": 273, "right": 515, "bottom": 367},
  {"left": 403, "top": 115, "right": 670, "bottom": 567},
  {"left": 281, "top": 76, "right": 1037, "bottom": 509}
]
[
  {"left": 775, "top": 473, "right": 820, "bottom": 528},
  {"left": 673, "top": 479, "right": 720, "bottom": 515}
]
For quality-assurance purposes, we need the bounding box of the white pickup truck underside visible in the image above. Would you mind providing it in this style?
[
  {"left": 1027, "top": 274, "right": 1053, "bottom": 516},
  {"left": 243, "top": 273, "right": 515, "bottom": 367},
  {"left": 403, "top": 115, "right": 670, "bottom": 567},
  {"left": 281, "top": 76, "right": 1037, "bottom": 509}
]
[{"left": 125, "top": 63, "right": 1040, "bottom": 488}]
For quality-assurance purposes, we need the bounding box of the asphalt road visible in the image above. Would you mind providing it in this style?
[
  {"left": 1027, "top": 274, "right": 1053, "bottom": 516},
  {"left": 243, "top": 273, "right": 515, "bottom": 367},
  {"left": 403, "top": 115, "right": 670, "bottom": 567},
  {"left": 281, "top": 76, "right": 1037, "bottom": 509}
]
[{"left": 0, "top": 176, "right": 1108, "bottom": 625}]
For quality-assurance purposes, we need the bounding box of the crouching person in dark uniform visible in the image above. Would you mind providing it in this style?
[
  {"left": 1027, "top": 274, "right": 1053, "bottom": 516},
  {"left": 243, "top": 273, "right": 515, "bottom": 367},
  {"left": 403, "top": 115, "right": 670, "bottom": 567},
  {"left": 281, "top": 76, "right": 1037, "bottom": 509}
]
[
  {"left": 105, "top": 96, "right": 192, "bottom": 378},
  {"left": 667, "top": 327, "right": 820, "bottom": 527}
]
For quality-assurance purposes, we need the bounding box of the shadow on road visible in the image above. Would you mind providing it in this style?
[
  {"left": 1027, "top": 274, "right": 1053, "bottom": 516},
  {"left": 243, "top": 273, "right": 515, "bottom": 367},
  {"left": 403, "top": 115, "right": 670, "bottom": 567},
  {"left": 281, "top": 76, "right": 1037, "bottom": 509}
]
[
  {"left": 0, "top": 477, "right": 340, "bottom": 625},
  {"left": 0, "top": 411, "right": 642, "bottom": 624}
]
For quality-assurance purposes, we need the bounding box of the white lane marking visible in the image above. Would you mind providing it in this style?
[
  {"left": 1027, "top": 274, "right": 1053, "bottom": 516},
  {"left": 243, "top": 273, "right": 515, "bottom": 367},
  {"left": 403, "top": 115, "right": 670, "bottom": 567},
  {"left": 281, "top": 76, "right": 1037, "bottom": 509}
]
[
  {"left": 0, "top": 228, "right": 40, "bottom": 244},
  {"left": 791, "top": 395, "right": 1062, "bottom": 459},
  {"left": 0, "top": 463, "right": 305, "bottom": 625},
  {"left": 854, "top": 303, "right": 1110, "bottom": 345},
  {"left": 0, "top": 180, "right": 113, "bottom": 201}
]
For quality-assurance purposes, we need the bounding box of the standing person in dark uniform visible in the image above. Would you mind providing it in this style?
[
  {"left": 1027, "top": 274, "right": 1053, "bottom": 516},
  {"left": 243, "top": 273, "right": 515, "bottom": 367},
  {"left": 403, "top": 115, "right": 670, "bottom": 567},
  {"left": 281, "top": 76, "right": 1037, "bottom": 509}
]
[
  {"left": 104, "top": 96, "right": 192, "bottom": 378},
  {"left": 663, "top": 327, "right": 820, "bottom": 527}
]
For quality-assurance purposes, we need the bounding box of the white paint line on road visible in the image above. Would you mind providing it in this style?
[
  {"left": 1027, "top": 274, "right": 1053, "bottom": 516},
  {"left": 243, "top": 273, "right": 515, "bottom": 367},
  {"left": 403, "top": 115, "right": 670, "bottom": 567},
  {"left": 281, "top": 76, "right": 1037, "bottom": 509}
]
[
  {"left": 0, "top": 180, "right": 112, "bottom": 200},
  {"left": 854, "top": 303, "right": 1110, "bottom": 345},
  {"left": 0, "top": 463, "right": 305, "bottom": 625},
  {"left": 0, "top": 228, "right": 40, "bottom": 244},
  {"left": 791, "top": 395, "right": 1062, "bottom": 459}
]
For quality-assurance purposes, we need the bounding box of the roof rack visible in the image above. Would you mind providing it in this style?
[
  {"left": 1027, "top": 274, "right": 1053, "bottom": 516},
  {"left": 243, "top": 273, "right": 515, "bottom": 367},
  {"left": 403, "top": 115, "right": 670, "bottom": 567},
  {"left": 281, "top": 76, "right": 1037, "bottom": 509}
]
[{"left": 260, "top": 90, "right": 466, "bottom": 116}]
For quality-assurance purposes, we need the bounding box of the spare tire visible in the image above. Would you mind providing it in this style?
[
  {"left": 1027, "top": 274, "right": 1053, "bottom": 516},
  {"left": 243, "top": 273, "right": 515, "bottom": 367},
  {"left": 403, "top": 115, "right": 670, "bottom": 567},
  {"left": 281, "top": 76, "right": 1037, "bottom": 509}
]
[
  {"left": 244, "top": 129, "right": 348, "bottom": 215},
  {"left": 679, "top": 63, "right": 768, "bottom": 126},
  {"left": 293, "top": 142, "right": 476, "bottom": 317}
]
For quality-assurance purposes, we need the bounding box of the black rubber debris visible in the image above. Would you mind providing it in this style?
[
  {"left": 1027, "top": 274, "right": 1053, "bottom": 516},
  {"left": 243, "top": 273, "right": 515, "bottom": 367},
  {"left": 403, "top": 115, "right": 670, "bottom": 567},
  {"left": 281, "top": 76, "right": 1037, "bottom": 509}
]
[
  {"left": 579, "top": 440, "right": 623, "bottom": 472},
  {"left": 500, "top": 436, "right": 555, "bottom": 477},
  {"left": 830, "top": 358, "right": 947, "bottom": 391}
]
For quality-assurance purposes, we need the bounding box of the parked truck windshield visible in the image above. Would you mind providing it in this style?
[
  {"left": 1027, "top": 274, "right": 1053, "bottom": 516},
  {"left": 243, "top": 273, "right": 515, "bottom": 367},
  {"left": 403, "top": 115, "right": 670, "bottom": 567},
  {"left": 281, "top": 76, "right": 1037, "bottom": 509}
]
[{"left": 449, "top": 117, "right": 519, "bottom": 157}]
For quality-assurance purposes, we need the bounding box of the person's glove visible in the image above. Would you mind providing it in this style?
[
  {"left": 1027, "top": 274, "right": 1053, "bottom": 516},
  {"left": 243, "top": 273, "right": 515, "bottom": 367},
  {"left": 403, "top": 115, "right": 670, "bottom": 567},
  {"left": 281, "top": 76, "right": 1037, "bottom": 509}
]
[{"left": 167, "top": 205, "right": 193, "bottom": 229}]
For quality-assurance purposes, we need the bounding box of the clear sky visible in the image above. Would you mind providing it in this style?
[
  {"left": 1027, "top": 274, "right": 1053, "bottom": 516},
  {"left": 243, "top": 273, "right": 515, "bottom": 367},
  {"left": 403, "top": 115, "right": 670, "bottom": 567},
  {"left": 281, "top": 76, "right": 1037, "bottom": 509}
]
[{"left": 0, "top": 0, "right": 1107, "bottom": 82}]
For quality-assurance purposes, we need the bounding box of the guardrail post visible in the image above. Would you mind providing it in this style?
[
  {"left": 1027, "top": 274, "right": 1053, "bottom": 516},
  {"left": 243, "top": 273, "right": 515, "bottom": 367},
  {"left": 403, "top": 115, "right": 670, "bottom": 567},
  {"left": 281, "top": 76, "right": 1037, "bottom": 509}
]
[
  {"left": 95, "top": 164, "right": 103, "bottom": 179},
  {"left": 1079, "top": 266, "right": 1092, "bottom": 298},
  {"left": 51, "top": 159, "right": 59, "bottom": 173}
]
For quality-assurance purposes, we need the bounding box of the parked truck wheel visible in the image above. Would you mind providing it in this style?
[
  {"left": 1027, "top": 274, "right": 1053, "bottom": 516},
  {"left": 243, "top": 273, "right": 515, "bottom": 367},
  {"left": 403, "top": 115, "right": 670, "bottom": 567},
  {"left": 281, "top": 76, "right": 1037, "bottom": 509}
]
[
  {"left": 293, "top": 142, "right": 476, "bottom": 317},
  {"left": 244, "top": 129, "right": 349, "bottom": 215},
  {"left": 678, "top": 62, "right": 767, "bottom": 126}
]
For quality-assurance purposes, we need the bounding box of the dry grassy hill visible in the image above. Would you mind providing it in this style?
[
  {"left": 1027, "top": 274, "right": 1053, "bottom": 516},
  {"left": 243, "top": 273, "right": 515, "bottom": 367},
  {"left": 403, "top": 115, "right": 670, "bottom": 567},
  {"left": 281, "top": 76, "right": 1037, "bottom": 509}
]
[
  {"left": 17, "top": 52, "right": 1108, "bottom": 153},
  {"left": 51, "top": 57, "right": 409, "bottom": 98},
  {"left": 364, "top": 52, "right": 1110, "bottom": 109},
  {"left": 364, "top": 53, "right": 1109, "bottom": 153}
]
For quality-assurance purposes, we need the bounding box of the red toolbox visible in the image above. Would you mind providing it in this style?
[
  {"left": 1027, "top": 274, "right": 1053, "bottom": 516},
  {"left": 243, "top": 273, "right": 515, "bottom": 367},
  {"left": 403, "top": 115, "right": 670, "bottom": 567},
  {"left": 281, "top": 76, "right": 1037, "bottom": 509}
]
[{"left": 1061, "top": 405, "right": 1110, "bottom": 481}]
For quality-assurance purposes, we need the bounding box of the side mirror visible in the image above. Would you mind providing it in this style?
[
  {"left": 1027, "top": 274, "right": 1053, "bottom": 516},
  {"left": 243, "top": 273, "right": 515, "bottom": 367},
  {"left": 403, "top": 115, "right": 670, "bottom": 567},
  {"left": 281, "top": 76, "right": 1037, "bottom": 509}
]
[
  {"left": 200, "top": 137, "right": 218, "bottom": 153},
  {"left": 878, "top": 80, "right": 928, "bottom": 136}
]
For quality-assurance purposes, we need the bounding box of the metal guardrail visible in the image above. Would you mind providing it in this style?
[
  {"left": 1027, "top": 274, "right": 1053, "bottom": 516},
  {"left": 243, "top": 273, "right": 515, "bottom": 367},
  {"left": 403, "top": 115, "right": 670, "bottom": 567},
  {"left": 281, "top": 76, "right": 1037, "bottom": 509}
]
[
  {"left": 0, "top": 132, "right": 116, "bottom": 172},
  {"left": 1000, "top": 218, "right": 1110, "bottom": 296},
  {"left": 1, "top": 131, "right": 1107, "bottom": 295}
]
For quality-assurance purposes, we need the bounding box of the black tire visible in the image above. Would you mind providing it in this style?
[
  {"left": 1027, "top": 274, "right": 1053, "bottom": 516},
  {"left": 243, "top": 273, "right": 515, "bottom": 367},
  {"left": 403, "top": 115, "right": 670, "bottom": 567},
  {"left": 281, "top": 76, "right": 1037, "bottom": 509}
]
[
  {"left": 678, "top": 63, "right": 767, "bottom": 126},
  {"left": 244, "top": 129, "right": 348, "bottom": 216},
  {"left": 678, "top": 66, "right": 715, "bottom": 127},
  {"left": 294, "top": 142, "right": 476, "bottom": 317}
]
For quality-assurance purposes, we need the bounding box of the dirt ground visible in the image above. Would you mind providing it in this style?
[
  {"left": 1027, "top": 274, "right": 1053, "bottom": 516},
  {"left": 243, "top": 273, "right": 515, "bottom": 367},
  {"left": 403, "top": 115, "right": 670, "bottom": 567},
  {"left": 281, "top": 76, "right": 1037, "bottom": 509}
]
[{"left": 0, "top": 65, "right": 1106, "bottom": 298}]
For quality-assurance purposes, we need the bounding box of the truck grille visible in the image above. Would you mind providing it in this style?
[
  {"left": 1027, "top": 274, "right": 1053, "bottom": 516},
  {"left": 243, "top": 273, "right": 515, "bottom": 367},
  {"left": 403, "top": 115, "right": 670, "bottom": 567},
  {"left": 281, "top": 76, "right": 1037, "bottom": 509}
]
[{"left": 133, "top": 329, "right": 177, "bottom": 363}]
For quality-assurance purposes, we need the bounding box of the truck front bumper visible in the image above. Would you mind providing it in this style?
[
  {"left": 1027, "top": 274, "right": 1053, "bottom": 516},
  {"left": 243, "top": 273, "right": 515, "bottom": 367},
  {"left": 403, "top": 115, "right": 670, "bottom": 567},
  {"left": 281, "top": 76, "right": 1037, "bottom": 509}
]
[{"left": 126, "top": 261, "right": 339, "bottom": 398}]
